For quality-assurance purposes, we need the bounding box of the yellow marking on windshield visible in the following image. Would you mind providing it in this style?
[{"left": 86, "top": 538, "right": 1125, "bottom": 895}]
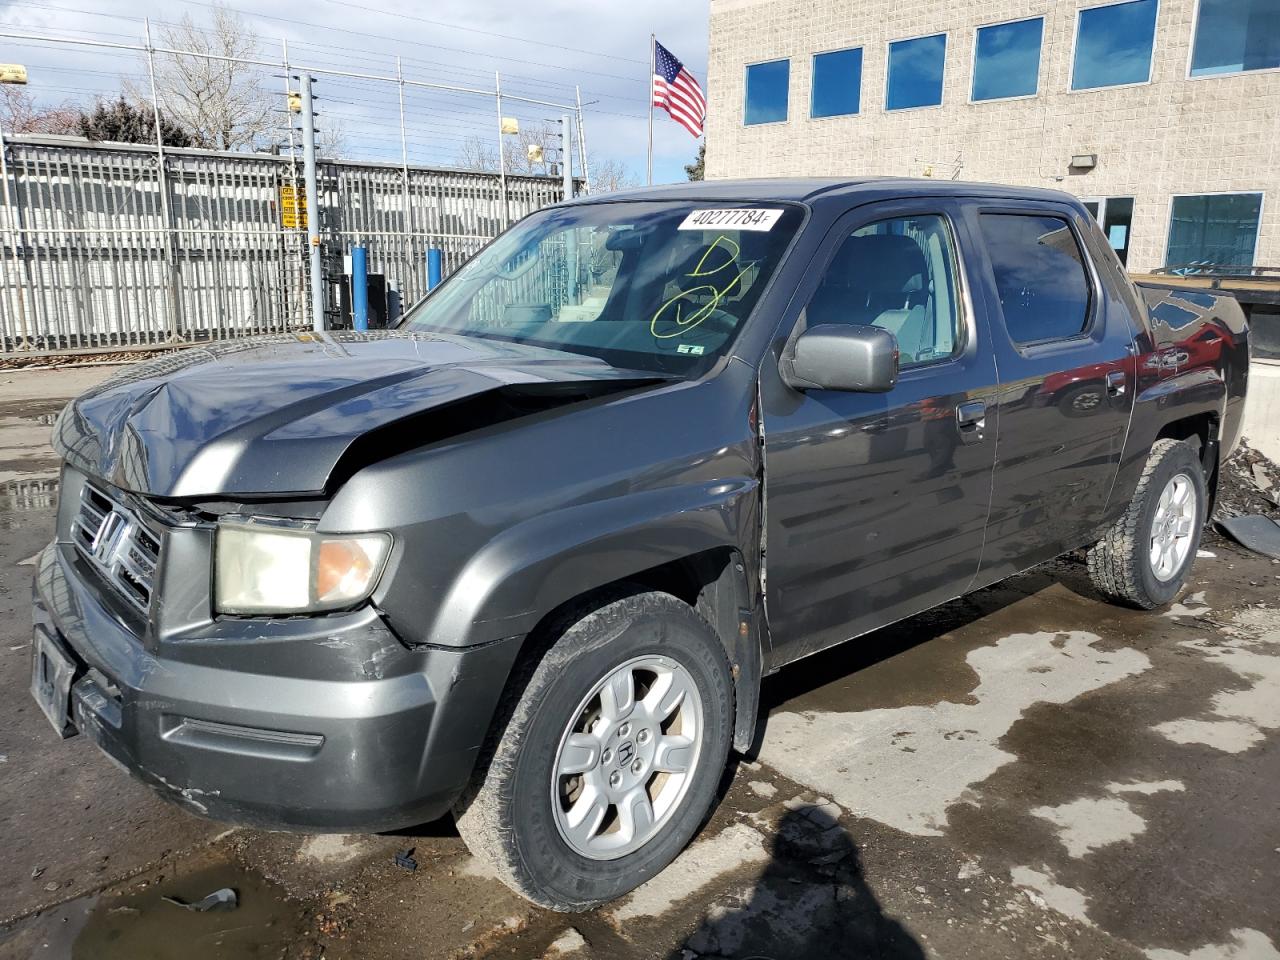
[
  {"left": 650, "top": 264, "right": 752, "bottom": 339},
  {"left": 687, "top": 235, "right": 740, "bottom": 277}
]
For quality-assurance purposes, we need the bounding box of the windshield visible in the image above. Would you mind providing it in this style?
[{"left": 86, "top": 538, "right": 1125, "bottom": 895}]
[{"left": 401, "top": 201, "right": 804, "bottom": 375}]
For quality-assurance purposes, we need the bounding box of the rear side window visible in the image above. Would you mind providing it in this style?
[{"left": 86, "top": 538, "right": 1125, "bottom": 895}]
[{"left": 979, "top": 214, "right": 1091, "bottom": 344}]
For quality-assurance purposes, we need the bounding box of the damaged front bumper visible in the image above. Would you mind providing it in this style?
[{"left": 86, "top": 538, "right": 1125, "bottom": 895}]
[{"left": 31, "top": 540, "right": 522, "bottom": 833}]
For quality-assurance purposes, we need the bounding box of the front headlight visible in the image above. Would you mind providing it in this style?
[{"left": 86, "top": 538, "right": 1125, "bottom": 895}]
[{"left": 215, "top": 521, "right": 392, "bottom": 615}]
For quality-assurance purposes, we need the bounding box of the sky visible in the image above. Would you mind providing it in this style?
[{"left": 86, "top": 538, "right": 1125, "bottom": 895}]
[{"left": 0, "top": 0, "right": 709, "bottom": 183}]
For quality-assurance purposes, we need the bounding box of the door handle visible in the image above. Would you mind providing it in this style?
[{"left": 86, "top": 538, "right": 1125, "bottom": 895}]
[
  {"left": 956, "top": 400, "right": 986, "bottom": 443},
  {"left": 1106, "top": 371, "right": 1126, "bottom": 396}
]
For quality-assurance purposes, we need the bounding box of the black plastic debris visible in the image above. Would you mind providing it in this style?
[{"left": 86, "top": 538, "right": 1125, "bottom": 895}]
[
  {"left": 162, "top": 887, "right": 239, "bottom": 912},
  {"left": 394, "top": 848, "right": 418, "bottom": 871},
  {"left": 1216, "top": 515, "right": 1280, "bottom": 560}
]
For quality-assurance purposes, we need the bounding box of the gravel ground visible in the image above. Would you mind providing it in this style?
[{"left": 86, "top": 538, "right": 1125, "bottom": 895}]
[{"left": 1215, "top": 439, "right": 1280, "bottom": 520}]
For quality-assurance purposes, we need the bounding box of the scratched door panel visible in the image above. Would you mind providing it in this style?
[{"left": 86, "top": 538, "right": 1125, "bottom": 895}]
[{"left": 962, "top": 202, "right": 1137, "bottom": 582}]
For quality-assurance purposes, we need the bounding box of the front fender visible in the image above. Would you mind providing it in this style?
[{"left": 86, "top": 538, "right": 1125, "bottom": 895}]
[{"left": 425, "top": 477, "right": 759, "bottom": 648}]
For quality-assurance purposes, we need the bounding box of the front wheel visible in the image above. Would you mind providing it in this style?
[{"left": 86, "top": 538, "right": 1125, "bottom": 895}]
[
  {"left": 453, "top": 590, "right": 734, "bottom": 911},
  {"left": 1087, "top": 438, "right": 1207, "bottom": 608}
]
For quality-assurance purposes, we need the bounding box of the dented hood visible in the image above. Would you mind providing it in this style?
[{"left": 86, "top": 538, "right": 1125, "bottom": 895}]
[{"left": 53, "top": 331, "right": 662, "bottom": 498}]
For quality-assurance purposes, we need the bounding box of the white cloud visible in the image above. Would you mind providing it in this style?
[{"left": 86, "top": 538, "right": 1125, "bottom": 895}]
[{"left": 0, "top": 0, "right": 706, "bottom": 180}]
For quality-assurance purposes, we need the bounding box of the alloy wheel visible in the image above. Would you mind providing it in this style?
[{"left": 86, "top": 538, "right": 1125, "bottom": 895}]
[{"left": 551, "top": 655, "right": 703, "bottom": 860}]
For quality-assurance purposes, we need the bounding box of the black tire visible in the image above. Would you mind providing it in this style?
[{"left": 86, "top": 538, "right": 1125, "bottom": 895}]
[
  {"left": 453, "top": 589, "right": 734, "bottom": 911},
  {"left": 1087, "top": 438, "right": 1207, "bottom": 609}
]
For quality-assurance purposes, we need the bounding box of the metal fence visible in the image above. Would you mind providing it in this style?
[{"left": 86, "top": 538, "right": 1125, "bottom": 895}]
[{"left": 0, "top": 135, "right": 571, "bottom": 354}]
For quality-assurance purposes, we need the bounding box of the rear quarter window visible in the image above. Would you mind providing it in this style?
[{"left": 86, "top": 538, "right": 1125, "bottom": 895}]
[{"left": 979, "top": 213, "right": 1092, "bottom": 345}]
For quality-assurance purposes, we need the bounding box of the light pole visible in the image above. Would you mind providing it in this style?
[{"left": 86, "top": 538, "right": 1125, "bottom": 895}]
[
  {"left": 300, "top": 73, "right": 324, "bottom": 332},
  {"left": 1, "top": 63, "right": 31, "bottom": 348}
]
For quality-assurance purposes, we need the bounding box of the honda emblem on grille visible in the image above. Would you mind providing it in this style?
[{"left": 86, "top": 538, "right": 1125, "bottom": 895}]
[
  {"left": 90, "top": 510, "right": 127, "bottom": 561},
  {"left": 74, "top": 485, "right": 160, "bottom": 613}
]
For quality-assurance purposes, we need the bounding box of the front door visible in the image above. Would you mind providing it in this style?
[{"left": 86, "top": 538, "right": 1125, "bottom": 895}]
[{"left": 760, "top": 201, "right": 999, "bottom": 664}]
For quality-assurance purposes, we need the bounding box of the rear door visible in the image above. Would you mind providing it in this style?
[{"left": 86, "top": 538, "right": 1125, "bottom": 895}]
[
  {"left": 961, "top": 201, "right": 1137, "bottom": 583},
  {"left": 760, "top": 199, "right": 999, "bottom": 664}
]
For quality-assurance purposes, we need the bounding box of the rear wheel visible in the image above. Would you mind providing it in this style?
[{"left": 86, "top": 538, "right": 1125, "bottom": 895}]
[
  {"left": 454, "top": 590, "right": 733, "bottom": 911},
  {"left": 1087, "top": 438, "right": 1207, "bottom": 608}
]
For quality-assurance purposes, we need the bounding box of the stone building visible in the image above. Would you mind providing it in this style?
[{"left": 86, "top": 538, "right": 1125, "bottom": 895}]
[{"left": 704, "top": 0, "right": 1279, "bottom": 274}]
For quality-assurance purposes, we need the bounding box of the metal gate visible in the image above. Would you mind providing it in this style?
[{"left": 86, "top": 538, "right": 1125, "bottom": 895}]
[{"left": 0, "top": 135, "right": 570, "bottom": 354}]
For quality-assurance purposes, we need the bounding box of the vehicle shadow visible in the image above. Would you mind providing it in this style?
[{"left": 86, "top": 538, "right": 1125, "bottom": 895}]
[{"left": 666, "top": 804, "right": 925, "bottom": 959}]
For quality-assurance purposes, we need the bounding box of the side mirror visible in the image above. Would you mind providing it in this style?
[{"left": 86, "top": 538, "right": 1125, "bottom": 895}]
[{"left": 781, "top": 324, "right": 899, "bottom": 393}]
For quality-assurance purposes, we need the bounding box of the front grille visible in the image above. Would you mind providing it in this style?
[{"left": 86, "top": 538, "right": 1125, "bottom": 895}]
[{"left": 71, "top": 484, "right": 162, "bottom": 613}]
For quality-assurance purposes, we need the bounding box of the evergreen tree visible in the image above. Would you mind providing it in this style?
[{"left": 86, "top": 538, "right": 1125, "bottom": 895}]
[
  {"left": 685, "top": 141, "right": 705, "bottom": 181},
  {"left": 77, "top": 98, "right": 194, "bottom": 148}
]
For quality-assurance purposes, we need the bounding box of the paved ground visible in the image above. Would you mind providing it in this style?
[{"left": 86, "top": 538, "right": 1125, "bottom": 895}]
[{"left": 0, "top": 365, "right": 1277, "bottom": 960}]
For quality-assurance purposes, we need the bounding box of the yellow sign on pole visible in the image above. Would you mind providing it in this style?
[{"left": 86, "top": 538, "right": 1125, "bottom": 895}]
[
  {"left": 500, "top": 117, "right": 520, "bottom": 135},
  {"left": 0, "top": 64, "right": 29, "bottom": 85},
  {"left": 280, "top": 183, "right": 307, "bottom": 229}
]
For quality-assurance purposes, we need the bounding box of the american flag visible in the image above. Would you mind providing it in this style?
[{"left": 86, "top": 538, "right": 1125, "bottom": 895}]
[{"left": 652, "top": 40, "right": 706, "bottom": 138}]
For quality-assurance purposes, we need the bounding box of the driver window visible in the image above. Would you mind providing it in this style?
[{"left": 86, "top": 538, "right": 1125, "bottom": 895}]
[{"left": 805, "top": 214, "right": 962, "bottom": 368}]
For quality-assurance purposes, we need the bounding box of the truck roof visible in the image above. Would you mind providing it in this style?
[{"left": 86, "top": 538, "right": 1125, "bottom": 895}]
[{"left": 569, "top": 177, "right": 1079, "bottom": 209}]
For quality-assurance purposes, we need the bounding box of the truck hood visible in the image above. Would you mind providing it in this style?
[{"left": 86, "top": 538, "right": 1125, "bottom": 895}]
[{"left": 53, "top": 331, "right": 667, "bottom": 499}]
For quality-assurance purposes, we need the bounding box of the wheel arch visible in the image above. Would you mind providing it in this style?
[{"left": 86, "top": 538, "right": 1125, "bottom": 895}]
[
  {"left": 490, "top": 547, "right": 765, "bottom": 759},
  {"left": 1107, "top": 371, "right": 1226, "bottom": 531},
  {"left": 1156, "top": 410, "right": 1222, "bottom": 511}
]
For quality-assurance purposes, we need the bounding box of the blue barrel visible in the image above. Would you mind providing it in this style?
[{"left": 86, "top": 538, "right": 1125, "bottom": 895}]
[
  {"left": 427, "top": 248, "right": 443, "bottom": 291},
  {"left": 351, "top": 245, "right": 369, "bottom": 331}
]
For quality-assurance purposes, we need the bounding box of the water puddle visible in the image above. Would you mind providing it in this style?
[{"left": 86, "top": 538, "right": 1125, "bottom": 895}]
[
  {"left": 0, "top": 399, "right": 68, "bottom": 422},
  {"left": 0, "top": 861, "right": 309, "bottom": 960},
  {"left": 0, "top": 477, "right": 59, "bottom": 515}
]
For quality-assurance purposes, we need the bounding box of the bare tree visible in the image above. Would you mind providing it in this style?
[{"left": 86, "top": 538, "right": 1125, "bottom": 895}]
[
  {"left": 0, "top": 86, "right": 80, "bottom": 135},
  {"left": 317, "top": 118, "right": 348, "bottom": 160},
  {"left": 508, "top": 122, "right": 561, "bottom": 175},
  {"left": 588, "top": 156, "right": 639, "bottom": 193},
  {"left": 456, "top": 124, "right": 635, "bottom": 191},
  {"left": 456, "top": 134, "right": 498, "bottom": 172},
  {"left": 126, "top": 2, "right": 272, "bottom": 151},
  {"left": 455, "top": 124, "right": 573, "bottom": 176}
]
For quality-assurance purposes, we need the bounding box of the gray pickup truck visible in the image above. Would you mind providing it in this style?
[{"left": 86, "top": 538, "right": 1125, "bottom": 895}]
[{"left": 32, "top": 179, "right": 1248, "bottom": 910}]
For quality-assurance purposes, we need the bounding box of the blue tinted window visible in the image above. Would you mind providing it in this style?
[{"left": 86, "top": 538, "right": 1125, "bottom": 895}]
[
  {"left": 1166, "top": 194, "right": 1263, "bottom": 266},
  {"left": 886, "top": 34, "right": 947, "bottom": 110},
  {"left": 980, "top": 215, "right": 1091, "bottom": 344},
  {"left": 1191, "top": 0, "right": 1280, "bottom": 76},
  {"left": 1072, "top": 0, "right": 1158, "bottom": 90},
  {"left": 745, "top": 59, "right": 789, "bottom": 125},
  {"left": 811, "top": 48, "right": 862, "bottom": 118},
  {"left": 973, "top": 18, "right": 1043, "bottom": 100}
]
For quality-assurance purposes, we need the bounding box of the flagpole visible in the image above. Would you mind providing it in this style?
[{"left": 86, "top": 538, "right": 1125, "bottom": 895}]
[{"left": 646, "top": 33, "right": 655, "bottom": 186}]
